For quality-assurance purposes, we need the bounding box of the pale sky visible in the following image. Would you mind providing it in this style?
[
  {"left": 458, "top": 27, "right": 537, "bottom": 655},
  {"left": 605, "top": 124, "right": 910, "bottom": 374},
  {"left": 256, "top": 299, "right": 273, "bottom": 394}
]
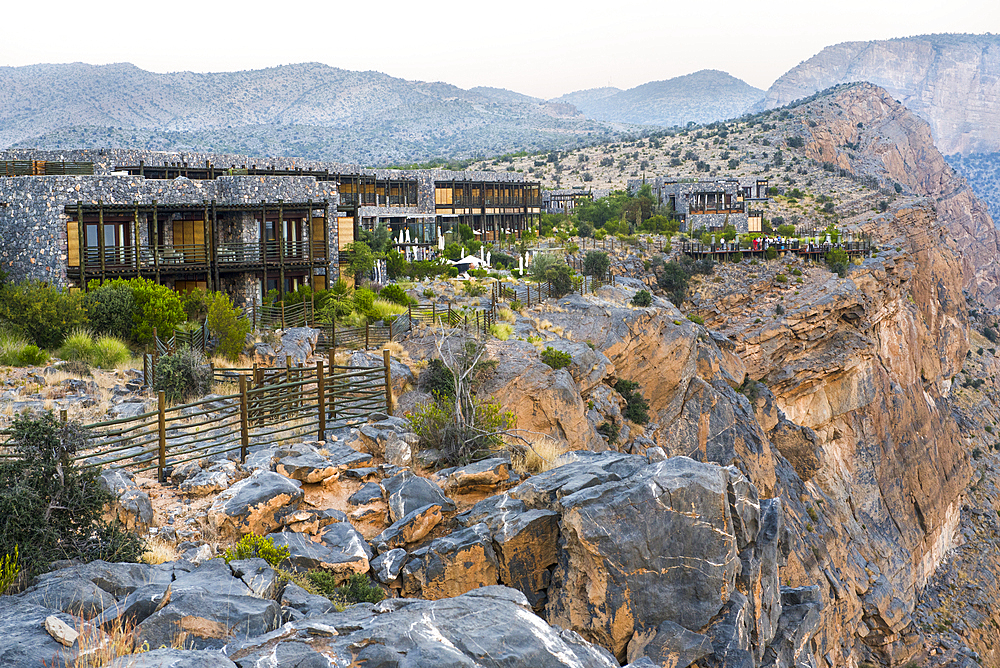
[{"left": 2, "top": 0, "right": 997, "bottom": 99}]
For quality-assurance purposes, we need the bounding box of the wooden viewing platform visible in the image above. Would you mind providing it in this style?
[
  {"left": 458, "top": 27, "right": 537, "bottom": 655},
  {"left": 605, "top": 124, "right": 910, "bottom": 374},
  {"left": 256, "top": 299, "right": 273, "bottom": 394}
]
[{"left": 679, "top": 239, "right": 873, "bottom": 260}]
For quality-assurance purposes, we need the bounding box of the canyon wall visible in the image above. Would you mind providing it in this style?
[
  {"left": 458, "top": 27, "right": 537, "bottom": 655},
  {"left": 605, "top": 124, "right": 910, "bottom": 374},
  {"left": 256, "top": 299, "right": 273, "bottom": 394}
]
[{"left": 760, "top": 34, "right": 1000, "bottom": 156}]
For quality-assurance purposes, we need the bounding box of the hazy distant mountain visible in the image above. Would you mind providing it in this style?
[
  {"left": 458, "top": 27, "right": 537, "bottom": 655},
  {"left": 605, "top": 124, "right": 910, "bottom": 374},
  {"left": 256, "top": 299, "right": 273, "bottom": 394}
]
[
  {"left": 0, "top": 62, "right": 634, "bottom": 165},
  {"left": 551, "top": 70, "right": 765, "bottom": 127},
  {"left": 758, "top": 34, "right": 1000, "bottom": 155}
]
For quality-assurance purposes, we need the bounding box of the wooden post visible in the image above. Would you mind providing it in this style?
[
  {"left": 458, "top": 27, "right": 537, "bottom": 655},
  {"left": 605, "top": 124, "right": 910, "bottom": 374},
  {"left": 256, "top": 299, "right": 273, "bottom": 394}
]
[
  {"left": 281, "top": 301, "right": 286, "bottom": 329},
  {"left": 383, "top": 348, "right": 393, "bottom": 416},
  {"left": 239, "top": 375, "right": 249, "bottom": 463},
  {"left": 317, "top": 360, "right": 325, "bottom": 440},
  {"left": 408, "top": 303, "right": 413, "bottom": 332},
  {"left": 365, "top": 321, "right": 370, "bottom": 349},
  {"left": 157, "top": 390, "right": 166, "bottom": 483},
  {"left": 98, "top": 199, "right": 106, "bottom": 281}
]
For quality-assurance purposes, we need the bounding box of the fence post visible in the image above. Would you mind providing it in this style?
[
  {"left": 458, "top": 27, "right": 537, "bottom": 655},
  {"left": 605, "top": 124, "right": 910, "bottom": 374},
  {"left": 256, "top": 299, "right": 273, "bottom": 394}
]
[
  {"left": 432, "top": 302, "right": 436, "bottom": 324},
  {"left": 383, "top": 349, "right": 393, "bottom": 417},
  {"left": 409, "top": 303, "right": 413, "bottom": 332},
  {"left": 365, "top": 321, "right": 370, "bottom": 350},
  {"left": 317, "top": 360, "right": 325, "bottom": 440},
  {"left": 157, "top": 390, "right": 166, "bottom": 483},
  {"left": 239, "top": 375, "right": 249, "bottom": 464},
  {"left": 281, "top": 301, "right": 286, "bottom": 329},
  {"left": 448, "top": 303, "right": 452, "bottom": 325}
]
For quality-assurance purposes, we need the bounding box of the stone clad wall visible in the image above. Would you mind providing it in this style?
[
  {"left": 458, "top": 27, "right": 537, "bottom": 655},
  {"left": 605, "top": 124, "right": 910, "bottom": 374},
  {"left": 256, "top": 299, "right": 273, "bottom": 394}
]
[{"left": 0, "top": 174, "right": 340, "bottom": 292}]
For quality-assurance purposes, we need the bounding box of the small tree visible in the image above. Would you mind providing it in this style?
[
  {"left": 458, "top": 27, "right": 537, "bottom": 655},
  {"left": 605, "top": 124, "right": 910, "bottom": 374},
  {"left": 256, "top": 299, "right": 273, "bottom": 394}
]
[
  {"left": 346, "top": 241, "right": 376, "bottom": 285},
  {"left": 207, "top": 292, "right": 252, "bottom": 362},
  {"left": 155, "top": 346, "right": 212, "bottom": 403},
  {"left": 409, "top": 335, "right": 515, "bottom": 466},
  {"left": 85, "top": 282, "right": 136, "bottom": 339},
  {"left": 583, "top": 251, "right": 611, "bottom": 278}
]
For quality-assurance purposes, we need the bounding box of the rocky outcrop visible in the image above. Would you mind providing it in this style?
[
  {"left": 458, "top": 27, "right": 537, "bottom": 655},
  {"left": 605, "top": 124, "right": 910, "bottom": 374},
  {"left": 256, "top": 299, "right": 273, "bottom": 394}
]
[
  {"left": 759, "top": 34, "right": 1000, "bottom": 156},
  {"left": 225, "top": 587, "right": 621, "bottom": 668},
  {"left": 794, "top": 82, "right": 1000, "bottom": 305}
]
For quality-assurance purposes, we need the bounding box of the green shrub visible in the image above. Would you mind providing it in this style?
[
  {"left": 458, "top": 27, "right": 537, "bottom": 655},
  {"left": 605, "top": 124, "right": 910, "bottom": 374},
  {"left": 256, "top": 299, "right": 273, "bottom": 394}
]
[
  {"left": 154, "top": 347, "right": 212, "bottom": 403},
  {"left": 775, "top": 274, "right": 788, "bottom": 284},
  {"left": 222, "top": 532, "right": 290, "bottom": 567},
  {"left": 379, "top": 284, "right": 411, "bottom": 307},
  {"left": 421, "top": 359, "right": 455, "bottom": 400},
  {"left": 541, "top": 346, "right": 572, "bottom": 370},
  {"left": 409, "top": 395, "right": 515, "bottom": 466},
  {"left": 58, "top": 329, "right": 129, "bottom": 369},
  {"left": 765, "top": 247, "right": 778, "bottom": 261},
  {"left": 776, "top": 304, "right": 786, "bottom": 316},
  {"left": 423, "top": 288, "right": 435, "bottom": 299},
  {"left": 179, "top": 288, "right": 210, "bottom": 322},
  {"left": 614, "top": 379, "right": 650, "bottom": 424},
  {"left": 92, "top": 336, "right": 131, "bottom": 369},
  {"left": 1, "top": 326, "right": 50, "bottom": 366},
  {"left": 583, "top": 251, "right": 611, "bottom": 278},
  {"left": 353, "top": 287, "right": 377, "bottom": 316},
  {"left": 489, "top": 323, "right": 513, "bottom": 340},
  {"left": 657, "top": 262, "right": 690, "bottom": 305},
  {"left": 0, "top": 412, "right": 143, "bottom": 577},
  {"left": 0, "top": 546, "right": 18, "bottom": 595},
  {"left": 0, "top": 280, "right": 88, "bottom": 349},
  {"left": 597, "top": 420, "right": 620, "bottom": 444},
  {"left": 825, "top": 249, "right": 849, "bottom": 278},
  {"left": 792, "top": 268, "right": 803, "bottom": 276},
  {"left": 544, "top": 263, "right": 574, "bottom": 298},
  {"left": 510, "top": 299, "right": 524, "bottom": 312},
  {"left": 469, "top": 268, "right": 489, "bottom": 279},
  {"left": 124, "top": 278, "right": 186, "bottom": 344},
  {"left": 462, "top": 281, "right": 487, "bottom": 297},
  {"left": 310, "top": 571, "right": 386, "bottom": 605},
  {"left": 207, "top": 292, "right": 252, "bottom": 362},
  {"left": 85, "top": 283, "right": 136, "bottom": 339},
  {"left": 631, "top": 290, "right": 652, "bottom": 307}
]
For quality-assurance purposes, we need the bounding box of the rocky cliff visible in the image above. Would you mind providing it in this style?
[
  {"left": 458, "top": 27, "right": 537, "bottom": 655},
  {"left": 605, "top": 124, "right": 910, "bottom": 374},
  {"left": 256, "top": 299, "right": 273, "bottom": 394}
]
[
  {"left": 759, "top": 34, "right": 1000, "bottom": 156},
  {"left": 793, "top": 82, "right": 1000, "bottom": 306}
]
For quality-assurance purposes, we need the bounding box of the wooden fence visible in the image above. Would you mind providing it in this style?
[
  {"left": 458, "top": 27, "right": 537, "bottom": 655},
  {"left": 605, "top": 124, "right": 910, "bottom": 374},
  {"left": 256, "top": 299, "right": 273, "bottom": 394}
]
[
  {"left": 1, "top": 356, "right": 392, "bottom": 481},
  {"left": 495, "top": 274, "right": 612, "bottom": 308}
]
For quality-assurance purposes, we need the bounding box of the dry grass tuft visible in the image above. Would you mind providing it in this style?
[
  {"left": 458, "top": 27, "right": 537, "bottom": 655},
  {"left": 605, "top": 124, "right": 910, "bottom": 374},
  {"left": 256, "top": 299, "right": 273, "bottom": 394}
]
[
  {"left": 141, "top": 538, "right": 179, "bottom": 565},
  {"left": 514, "top": 435, "right": 569, "bottom": 475}
]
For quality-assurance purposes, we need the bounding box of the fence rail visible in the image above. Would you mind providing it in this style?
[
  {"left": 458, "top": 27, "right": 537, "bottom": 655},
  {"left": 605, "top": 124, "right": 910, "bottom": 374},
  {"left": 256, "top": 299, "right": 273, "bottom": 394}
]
[{"left": 2, "top": 357, "right": 393, "bottom": 480}]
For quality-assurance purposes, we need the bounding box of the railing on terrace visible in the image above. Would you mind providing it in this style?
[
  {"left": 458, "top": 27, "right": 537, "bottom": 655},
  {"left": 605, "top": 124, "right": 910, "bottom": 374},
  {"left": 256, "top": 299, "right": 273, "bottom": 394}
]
[
  {"left": 678, "top": 239, "right": 872, "bottom": 256},
  {"left": 1, "top": 357, "right": 393, "bottom": 481}
]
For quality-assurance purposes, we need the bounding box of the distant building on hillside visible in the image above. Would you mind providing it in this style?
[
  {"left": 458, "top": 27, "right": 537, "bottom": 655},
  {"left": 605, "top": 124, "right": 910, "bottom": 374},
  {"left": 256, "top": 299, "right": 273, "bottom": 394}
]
[
  {"left": 542, "top": 189, "right": 596, "bottom": 215},
  {"left": 627, "top": 177, "right": 769, "bottom": 233}
]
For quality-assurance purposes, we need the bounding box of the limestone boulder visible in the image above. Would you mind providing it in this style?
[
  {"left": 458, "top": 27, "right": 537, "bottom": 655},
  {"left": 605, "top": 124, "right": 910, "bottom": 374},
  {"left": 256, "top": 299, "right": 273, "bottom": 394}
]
[
  {"left": 442, "top": 457, "right": 513, "bottom": 494},
  {"left": 541, "top": 338, "right": 616, "bottom": 394},
  {"left": 347, "top": 351, "right": 415, "bottom": 399},
  {"left": 110, "top": 649, "right": 237, "bottom": 668},
  {"left": 373, "top": 503, "right": 443, "bottom": 551},
  {"left": 280, "top": 327, "right": 319, "bottom": 366},
  {"left": 99, "top": 469, "right": 154, "bottom": 531},
  {"left": 225, "top": 586, "right": 619, "bottom": 668},
  {"left": 400, "top": 523, "right": 500, "bottom": 600},
  {"left": 208, "top": 471, "right": 304, "bottom": 541},
  {"left": 382, "top": 469, "right": 455, "bottom": 522},
  {"left": 134, "top": 589, "right": 280, "bottom": 651},
  {"left": 0, "top": 599, "right": 85, "bottom": 667}
]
